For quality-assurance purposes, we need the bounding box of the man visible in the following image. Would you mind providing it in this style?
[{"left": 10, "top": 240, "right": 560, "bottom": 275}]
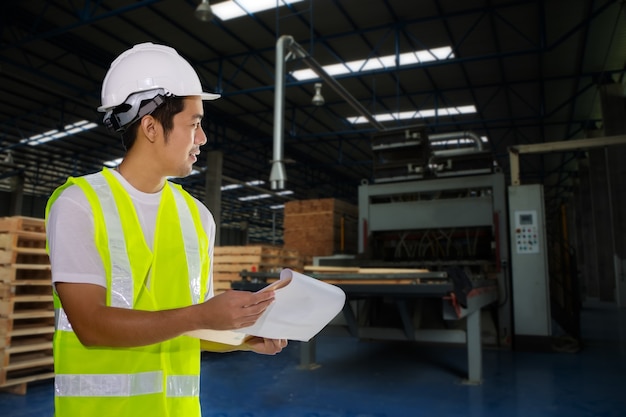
[{"left": 45, "top": 42, "right": 287, "bottom": 417}]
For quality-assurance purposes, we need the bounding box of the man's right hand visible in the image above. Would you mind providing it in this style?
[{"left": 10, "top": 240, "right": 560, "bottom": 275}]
[{"left": 192, "top": 289, "right": 275, "bottom": 331}]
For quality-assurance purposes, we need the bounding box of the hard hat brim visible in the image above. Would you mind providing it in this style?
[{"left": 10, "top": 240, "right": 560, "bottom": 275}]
[
  {"left": 97, "top": 91, "right": 221, "bottom": 113},
  {"left": 201, "top": 92, "right": 221, "bottom": 101}
]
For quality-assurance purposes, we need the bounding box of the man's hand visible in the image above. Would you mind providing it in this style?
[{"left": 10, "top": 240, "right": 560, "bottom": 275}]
[
  {"left": 243, "top": 336, "right": 288, "bottom": 355},
  {"left": 193, "top": 289, "right": 275, "bottom": 331}
]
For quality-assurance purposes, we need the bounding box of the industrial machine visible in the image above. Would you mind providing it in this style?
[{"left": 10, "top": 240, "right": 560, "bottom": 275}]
[{"left": 299, "top": 126, "right": 512, "bottom": 384}]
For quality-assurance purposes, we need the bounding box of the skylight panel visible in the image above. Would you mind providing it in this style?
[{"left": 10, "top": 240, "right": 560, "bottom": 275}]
[
  {"left": 291, "top": 46, "right": 455, "bottom": 81},
  {"left": 221, "top": 180, "right": 265, "bottom": 191},
  {"left": 212, "top": 0, "right": 305, "bottom": 21},
  {"left": 239, "top": 193, "right": 271, "bottom": 202},
  {"left": 346, "top": 105, "right": 477, "bottom": 124},
  {"left": 21, "top": 120, "right": 98, "bottom": 146},
  {"left": 104, "top": 157, "right": 123, "bottom": 167},
  {"left": 237, "top": 189, "right": 293, "bottom": 201}
]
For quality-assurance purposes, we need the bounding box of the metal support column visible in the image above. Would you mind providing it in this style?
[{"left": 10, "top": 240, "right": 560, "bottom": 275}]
[
  {"left": 204, "top": 151, "right": 223, "bottom": 245},
  {"left": 465, "top": 308, "right": 482, "bottom": 384},
  {"left": 9, "top": 173, "right": 24, "bottom": 216},
  {"left": 299, "top": 340, "right": 318, "bottom": 370}
]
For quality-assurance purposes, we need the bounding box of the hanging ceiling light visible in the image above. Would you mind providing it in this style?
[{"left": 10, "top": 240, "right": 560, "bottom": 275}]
[
  {"left": 195, "top": 0, "right": 213, "bottom": 22},
  {"left": 311, "top": 83, "right": 325, "bottom": 106}
]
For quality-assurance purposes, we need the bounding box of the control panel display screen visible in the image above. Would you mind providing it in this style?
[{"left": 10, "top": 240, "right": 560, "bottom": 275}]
[{"left": 519, "top": 213, "right": 533, "bottom": 225}]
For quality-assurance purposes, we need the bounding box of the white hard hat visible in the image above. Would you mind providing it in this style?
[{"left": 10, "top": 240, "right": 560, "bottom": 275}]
[{"left": 98, "top": 42, "right": 220, "bottom": 112}]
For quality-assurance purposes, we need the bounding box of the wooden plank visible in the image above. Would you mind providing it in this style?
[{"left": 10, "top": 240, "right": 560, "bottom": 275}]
[
  {"left": 213, "top": 281, "right": 233, "bottom": 290},
  {"left": 11, "top": 280, "right": 53, "bottom": 286},
  {"left": 304, "top": 266, "right": 360, "bottom": 273},
  {"left": 1, "top": 296, "right": 54, "bottom": 317},
  {"left": 0, "top": 217, "right": 45, "bottom": 234},
  {"left": 0, "top": 371, "right": 55, "bottom": 393},
  {"left": 303, "top": 266, "right": 429, "bottom": 274},
  {"left": 9, "top": 310, "right": 55, "bottom": 320},
  {"left": 0, "top": 232, "right": 47, "bottom": 251},
  {"left": 319, "top": 279, "right": 417, "bottom": 285},
  {"left": 213, "top": 264, "right": 284, "bottom": 273},
  {"left": 0, "top": 267, "right": 52, "bottom": 284},
  {"left": 9, "top": 324, "right": 55, "bottom": 338},
  {"left": 13, "top": 295, "right": 54, "bottom": 303},
  {"left": 14, "top": 248, "right": 48, "bottom": 256},
  {"left": 214, "top": 254, "right": 282, "bottom": 264},
  {"left": 0, "top": 234, "right": 11, "bottom": 249},
  {"left": 3, "top": 354, "right": 54, "bottom": 372},
  {"left": 0, "top": 250, "right": 50, "bottom": 266},
  {"left": 358, "top": 268, "right": 429, "bottom": 274},
  {"left": 12, "top": 264, "right": 50, "bottom": 271},
  {"left": 0, "top": 251, "right": 12, "bottom": 264},
  {"left": 7, "top": 340, "right": 53, "bottom": 355},
  {"left": 213, "top": 272, "right": 240, "bottom": 281},
  {"left": 214, "top": 245, "right": 282, "bottom": 256}
]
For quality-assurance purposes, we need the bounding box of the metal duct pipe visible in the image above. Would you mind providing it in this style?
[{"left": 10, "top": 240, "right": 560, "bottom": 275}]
[
  {"left": 270, "top": 36, "right": 290, "bottom": 191},
  {"left": 270, "top": 35, "right": 385, "bottom": 190},
  {"left": 285, "top": 39, "right": 385, "bottom": 131},
  {"left": 429, "top": 131, "right": 484, "bottom": 157}
]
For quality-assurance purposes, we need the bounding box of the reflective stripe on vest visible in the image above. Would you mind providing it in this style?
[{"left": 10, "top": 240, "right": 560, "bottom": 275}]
[
  {"left": 83, "top": 173, "right": 133, "bottom": 308},
  {"left": 55, "top": 307, "right": 72, "bottom": 332},
  {"left": 170, "top": 185, "right": 201, "bottom": 305},
  {"left": 55, "top": 372, "right": 199, "bottom": 397}
]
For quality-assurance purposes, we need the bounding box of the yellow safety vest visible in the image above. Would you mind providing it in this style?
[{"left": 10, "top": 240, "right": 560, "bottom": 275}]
[{"left": 45, "top": 168, "right": 210, "bottom": 417}]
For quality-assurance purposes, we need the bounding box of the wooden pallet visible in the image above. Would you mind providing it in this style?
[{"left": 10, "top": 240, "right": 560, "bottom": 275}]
[{"left": 0, "top": 216, "right": 54, "bottom": 394}]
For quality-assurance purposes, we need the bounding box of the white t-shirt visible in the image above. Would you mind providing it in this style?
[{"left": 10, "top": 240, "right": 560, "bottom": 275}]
[{"left": 47, "top": 170, "right": 215, "bottom": 300}]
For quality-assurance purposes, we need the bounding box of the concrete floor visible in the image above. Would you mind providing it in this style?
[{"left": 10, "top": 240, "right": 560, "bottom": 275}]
[{"left": 1, "top": 298, "right": 625, "bottom": 417}]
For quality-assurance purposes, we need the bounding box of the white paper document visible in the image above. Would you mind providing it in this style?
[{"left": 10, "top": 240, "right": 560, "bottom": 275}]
[
  {"left": 235, "top": 268, "right": 346, "bottom": 342},
  {"left": 188, "top": 269, "right": 346, "bottom": 345},
  {"left": 185, "top": 328, "right": 247, "bottom": 345}
]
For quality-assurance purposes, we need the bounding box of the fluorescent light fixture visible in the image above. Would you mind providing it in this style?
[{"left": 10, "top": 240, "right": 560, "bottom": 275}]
[
  {"left": 270, "top": 204, "right": 285, "bottom": 210},
  {"left": 347, "top": 105, "right": 477, "bottom": 124},
  {"left": 221, "top": 179, "right": 265, "bottom": 191},
  {"left": 21, "top": 120, "right": 98, "bottom": 146},
  {"left": 222, "top": 183, "right": 242, "bottom": 191},
  {"left": 212, "top": 0, "right": 305, "bottom": 21},
  {"left": 291, "top": 47, "right": 454, "bottom": 81},
  {"left": 431, "top": 136, "right": 489, "bottom": 147},
  {"left": 104, "top": 157, "right": 123, "bottom": 167},
  {"left": 239, "top": 193, "right": 271, "bottom": 201},
  {"left": 237, "top": 189, "right": 293, "bottom": 201}
]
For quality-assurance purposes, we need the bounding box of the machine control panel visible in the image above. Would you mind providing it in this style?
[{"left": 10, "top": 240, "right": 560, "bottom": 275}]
[{"left": 514, "top": 210, "right": 539, "bottom": 254}]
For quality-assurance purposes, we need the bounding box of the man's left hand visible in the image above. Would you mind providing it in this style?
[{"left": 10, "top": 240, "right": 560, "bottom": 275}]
[{"left": 243, "top": 336, "right": 288, "bottom": 355}]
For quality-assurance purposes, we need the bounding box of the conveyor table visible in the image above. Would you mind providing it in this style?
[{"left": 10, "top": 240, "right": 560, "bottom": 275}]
[{"left": 232, "top": 270, "right": 497, "bottom": 384}]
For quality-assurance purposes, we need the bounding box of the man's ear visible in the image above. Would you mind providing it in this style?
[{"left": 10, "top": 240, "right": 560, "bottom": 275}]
[{"left": 139, "top": 115, "right": 158, "bottom": 143}]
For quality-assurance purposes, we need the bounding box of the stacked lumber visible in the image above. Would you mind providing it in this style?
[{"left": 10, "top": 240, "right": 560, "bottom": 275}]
[
  {"left": 212, "top": 245, "right": 304, "bottom": 293},
  {"left": 0, "top": 216, "right": 55, "bottom": 394},
  {"left": 283, "top": 198, "right": 358, "bottom": 257}
]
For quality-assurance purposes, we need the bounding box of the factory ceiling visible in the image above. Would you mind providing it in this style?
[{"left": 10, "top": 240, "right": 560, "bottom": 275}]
[{"left": 0, "top": 0, "right": 625, "bottom": 242}]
